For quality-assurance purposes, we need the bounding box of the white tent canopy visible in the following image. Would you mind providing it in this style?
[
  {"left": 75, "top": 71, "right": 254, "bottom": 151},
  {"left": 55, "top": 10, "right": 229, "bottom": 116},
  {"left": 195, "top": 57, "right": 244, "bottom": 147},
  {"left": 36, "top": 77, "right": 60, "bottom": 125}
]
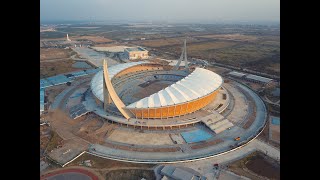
[{"left": 91, "top": 61, "right": 149, "bottom": 102}]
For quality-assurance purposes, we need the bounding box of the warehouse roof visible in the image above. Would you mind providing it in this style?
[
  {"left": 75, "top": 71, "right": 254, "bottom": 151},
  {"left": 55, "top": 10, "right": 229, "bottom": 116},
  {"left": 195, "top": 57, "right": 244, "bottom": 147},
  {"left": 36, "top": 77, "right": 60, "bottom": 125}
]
[
  {"left": 228, "top": 71, "right": 246, "bottom": 78},
  {"left": 91, "top": 61, "right": 150, "bottom": 102},
  {"left": 127, "top": 68, "right": 223, "bottom": 108},
  {"left": 245, "top": 74, "right": 273, "bottom": 83}
]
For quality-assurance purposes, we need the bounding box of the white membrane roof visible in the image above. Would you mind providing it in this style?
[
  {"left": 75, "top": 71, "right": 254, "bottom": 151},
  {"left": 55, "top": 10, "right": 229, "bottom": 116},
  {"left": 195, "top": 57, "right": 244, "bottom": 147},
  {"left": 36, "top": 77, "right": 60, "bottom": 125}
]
[
  {"left": 127, "top": 68, "right": 223, "bottom": 109},
  {"left": 91, "top": 61, "right": 149, "bottom": 102}
]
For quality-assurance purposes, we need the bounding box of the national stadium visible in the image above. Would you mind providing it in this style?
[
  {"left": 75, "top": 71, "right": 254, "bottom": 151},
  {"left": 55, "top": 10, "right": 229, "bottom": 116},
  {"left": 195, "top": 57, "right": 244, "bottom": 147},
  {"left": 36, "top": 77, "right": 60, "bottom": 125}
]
[
  {"left": 87, "top": 40, "right": 235, "bottom": 133},
  {"left": 46, "top": 40, "right": 268, "bottom": 164}
]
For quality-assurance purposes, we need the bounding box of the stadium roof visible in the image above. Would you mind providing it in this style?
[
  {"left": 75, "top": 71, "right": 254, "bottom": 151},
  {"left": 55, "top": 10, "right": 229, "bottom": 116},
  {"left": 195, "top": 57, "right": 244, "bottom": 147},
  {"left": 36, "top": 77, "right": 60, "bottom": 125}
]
[
  {"left": 127, "top": 68, "right": 223, "bottom": 108},
  {"left": 245, "top": 74, "right": 273, "bottom": 83},
  {"left": 91, "top": 61, "right": 150, "bottom": 102}
]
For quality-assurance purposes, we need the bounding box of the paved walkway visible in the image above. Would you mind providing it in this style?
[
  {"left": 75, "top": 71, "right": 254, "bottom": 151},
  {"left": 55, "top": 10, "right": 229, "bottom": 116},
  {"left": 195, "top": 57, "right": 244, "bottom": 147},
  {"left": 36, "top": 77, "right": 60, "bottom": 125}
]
[
  {"left": 72, "top": 47, "right": 118, "bottom": 67},
  {"left": 263, "top": 95, "right": 280, "bottom": 106},
  {"left": 88, "top": 81, "right": 268, "bottom": 163},
  {"left": 50, "top": 77, "right": 91, "bottom": 110}
]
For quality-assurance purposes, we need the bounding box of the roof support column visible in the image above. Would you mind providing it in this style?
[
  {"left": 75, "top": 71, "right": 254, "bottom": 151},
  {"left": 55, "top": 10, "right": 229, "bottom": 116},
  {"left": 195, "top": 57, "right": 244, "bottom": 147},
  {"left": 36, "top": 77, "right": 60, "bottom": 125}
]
[{"left": 103, "top": 60, "right": 133, "bottom": 120}]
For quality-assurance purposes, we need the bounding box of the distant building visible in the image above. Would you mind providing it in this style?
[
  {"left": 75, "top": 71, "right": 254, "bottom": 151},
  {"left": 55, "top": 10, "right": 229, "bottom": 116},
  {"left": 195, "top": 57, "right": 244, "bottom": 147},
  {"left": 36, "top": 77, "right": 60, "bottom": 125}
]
[{"left": 124, "top": 47, "right": 149, "bottom": 60}]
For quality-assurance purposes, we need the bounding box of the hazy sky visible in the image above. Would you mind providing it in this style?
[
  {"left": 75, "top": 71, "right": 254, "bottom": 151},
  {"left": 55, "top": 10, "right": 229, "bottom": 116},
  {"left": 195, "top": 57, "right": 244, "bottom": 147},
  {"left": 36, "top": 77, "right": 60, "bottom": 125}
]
[{"left": 40, "top": 0, "right": 279, "bottom": 23}]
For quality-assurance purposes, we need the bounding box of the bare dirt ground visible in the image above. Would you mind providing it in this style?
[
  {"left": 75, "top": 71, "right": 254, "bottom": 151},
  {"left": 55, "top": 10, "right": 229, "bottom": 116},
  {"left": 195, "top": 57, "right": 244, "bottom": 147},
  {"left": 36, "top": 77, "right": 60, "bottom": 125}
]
[
  {"left": 243, "top": 101, "right": 256, "bottom": 129},
  {"left": 40, "top": 59, "right": 91, "bottom": 78},
  {"left": 92, "top": 42, "right": 123, "bottom": 47},
  {"left": 146, "top": 35, "right": 279, "bottom": 75},
  {"left": 206, "top": 67, "right": 230, "bottom": 75},
  {"left": 196, "top": 34, "right": 258, "bottom": 41},
  {"left": 40, "top": 125, "right": 51, "bottom": 157},
  {"left": 103, "top": 141, "right": 180, "bottom": 152},
  {"left": 266, "top": 63, "right": 280, "bottom": 74},
  {"left": 269, "top": 124, "right": 280, "bottom": 143},
  {"left": 270, "top": 130, "right": 280, "bottom": 143},
  {"left": 46, "top": 109, "right": 83, "bottom": 139},
  {"left": 187, "top": 41, "right": 237, "bottom": 52},
  {"left": 40, "top": 48, "right": 75, "bottom": 61},
  {"left": 245, "top": 152, "right": 280, "bottom": 180},
  {"left": 134, "top": 38, "right": 202, "bottom": 48},
  {"left": 40, "top": 48, "right": 91, "bottom": 78},
  {"left": 91, "top": 46, "right": 130, "bottom": 52},
  {"left": 66, "top": 153, "right": 155, "bottom": 179},
  {"left": 71, "top": 114, "right": 109, "bottom": 144},
  {"left": 245, "top": 82, "right": 264, "bottom": 92},
  {"left": 46, "top": 110, "right": 113, "bottom": 150},
  {"left": 41, "top": 166, "right": 103, "bottom": 180},
  {"left": 228, "top": 151, "right": 280, "bottom": 180},
  {"left": 73, "top": 35, "right": 113, "bottom": 43},
  {"left": 108, "top": 129, "right": 174, "bottom": 145},
  {"left": 45, "top": 85, "right": 67, "bottom": 106},
  {"left": 44, "top": 109, "right": 157, "bottom": 178},
  {"left": 46, "top": 130, "right": 64, "bottom": 153},
  {"left": 190, "top": 139, "right": 223, "bottom": 149},
  {"left": 257, "top": 119, "right": 280, "bottom": 150}
]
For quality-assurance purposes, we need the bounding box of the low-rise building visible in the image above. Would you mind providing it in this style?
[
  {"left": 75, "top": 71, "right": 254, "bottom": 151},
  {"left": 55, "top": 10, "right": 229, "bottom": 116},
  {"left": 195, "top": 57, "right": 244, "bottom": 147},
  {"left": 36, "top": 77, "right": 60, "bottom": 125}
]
[{"left": 124, "top": 47, "right": 149, "bottom": 60}]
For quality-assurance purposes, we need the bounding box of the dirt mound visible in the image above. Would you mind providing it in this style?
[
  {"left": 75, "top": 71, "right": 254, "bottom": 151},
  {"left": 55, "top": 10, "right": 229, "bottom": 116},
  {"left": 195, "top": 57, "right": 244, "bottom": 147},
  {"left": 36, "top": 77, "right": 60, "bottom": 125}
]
[
  {"left": 245, "top": 153, "right": 280, "bottom": 179},
  {"left": 47, "top": 109, "right": 72, "bottom": 122}
]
